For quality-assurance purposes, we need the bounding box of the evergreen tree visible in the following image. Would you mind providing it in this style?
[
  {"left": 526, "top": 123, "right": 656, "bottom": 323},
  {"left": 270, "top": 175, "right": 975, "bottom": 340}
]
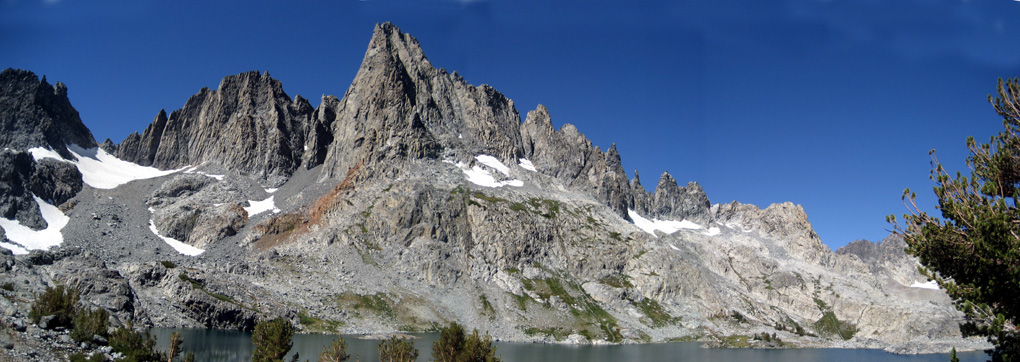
[
  {"left": 109, "top": 325, "right": 164, "bottom": 362},
  {"left": 432, "top": 322, "right": 466, "bottom": 362},
  {"left": 378, "top": 335, "right": 417, "bottom": 362},
  {"left": 431, "top": 322, "right": 499, "bottom": 362},
  {"left": 318, "top": 336, "right": 351, "bottom": 362},
  {"left": 892, "top": 78, "right": 1020, "bottom": 361},
  {"left": 252, "top": 317, "right": 294, "bottom": 362},
  {"left": 167, "top": 331, "right": 182, "bottom": 362}
]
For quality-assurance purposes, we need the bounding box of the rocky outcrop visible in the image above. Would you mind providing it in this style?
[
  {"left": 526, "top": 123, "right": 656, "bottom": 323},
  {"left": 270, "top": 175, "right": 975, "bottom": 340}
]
[
  {"left": 148, "top": 174, "right": 249, "bottom": 249},
  {"left": 520, "top": 105, "right": 710, "bottom": 220},
  {"left": 714, "top": 201, "right": 831, "bottom": 263},
  {"left": 0, "top": 69, "right": 97, "bottom": 158},
  {"left": 116, "top": 71, "right": 314, "bottom": 186},
  {"left": 0, "top": 150, "right": 82, "bottom": 229},
  {"left": 313, "top": 22, "right": 523, "bottom": 180}
]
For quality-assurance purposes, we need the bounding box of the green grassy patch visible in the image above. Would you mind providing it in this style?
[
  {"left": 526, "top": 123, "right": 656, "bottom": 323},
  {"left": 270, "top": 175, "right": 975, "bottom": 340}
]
[
  {"left": 479, "top": 294, "right": 495, "bottom": 316},
  {"left": 297, "top": 311, "right": 344, "bottom": 332},
  {"left": 599, "top": 274, "right": 633, "bottom": 289},
  {"left": 717, "top": 334, "right": 752, "bottom": 348},
  {"left": 512, "top": 293, "right": 529, "bottom": 311},
  {"left": 472, "top": 191, "right": 507, "bottom": 203},
  {"left": 633, "top": 298, "right": 680, "bottom": 327},
  {"left": 523, "top": 327, "right": 571, "bottom": 341},
  {"left": 814, "top": 311, "right": 857, "bottom": 340},
  {"left": 335, "top": 292, "right": 394, "bottom": 319},
  {"left": 521, "top": 276, "right": 623, "bottom": 342}
]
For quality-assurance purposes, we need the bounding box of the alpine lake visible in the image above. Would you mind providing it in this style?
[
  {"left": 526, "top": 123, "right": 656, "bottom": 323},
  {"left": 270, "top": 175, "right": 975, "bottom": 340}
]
[{"left": 149, "top": 328, "right": 988, "bottom": 362}]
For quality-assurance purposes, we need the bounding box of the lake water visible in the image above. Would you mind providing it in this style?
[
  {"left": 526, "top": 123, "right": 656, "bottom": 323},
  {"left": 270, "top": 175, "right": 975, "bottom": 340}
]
[{"left": 150, "top": 328, "right": 988, "bottom": 362}]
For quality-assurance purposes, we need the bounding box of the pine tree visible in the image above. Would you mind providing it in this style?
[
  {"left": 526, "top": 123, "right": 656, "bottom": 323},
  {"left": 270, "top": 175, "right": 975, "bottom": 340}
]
[
  {"left": 431, "top": 322, "right": 499, "bottom": 362},
  {"left": 378, "top": 335, "right": 417, "bottom": 362},
  {"left": 892, "top": 78, "right": 1020, "bottom": 361},
  {"left": 318, "top": 336, "right": 351, "bottom": 362},
  {"left": 251, "top": 317, "right": 294, "bottom": 362}
]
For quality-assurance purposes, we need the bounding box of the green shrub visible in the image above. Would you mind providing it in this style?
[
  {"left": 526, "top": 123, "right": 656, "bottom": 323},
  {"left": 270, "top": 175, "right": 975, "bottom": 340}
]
[
  {"left": 71, "top": 307, "right": 109, "bottom": 343},
  {"left": 109, "top": 325, "right": 163, "bottom": 362},
  {"left": 160, "top": 261, "right": 177, "bottom": 269},
  {"left": 29, "top": 285, "right": 79, "bottom": 329},
  {"left": 378, "top": 335, "right": 417, "bottom": 362},
  {"left": 317, "top": 336, "right": 350, "bottom": 362},
  {"left": 432, "top": 322, "right": 499, "bottom": 362},
  {"left": 0, "top": 282, "right": 13, "bottom": 291},
  {"left": 252, "top": 317, "right": 293, "bottom": 362}
]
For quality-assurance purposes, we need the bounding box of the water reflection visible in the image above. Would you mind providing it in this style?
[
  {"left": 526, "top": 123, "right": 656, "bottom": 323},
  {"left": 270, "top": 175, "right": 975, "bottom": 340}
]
[{"left": 150, "top": 328, "right": 987, "bottom": 362}]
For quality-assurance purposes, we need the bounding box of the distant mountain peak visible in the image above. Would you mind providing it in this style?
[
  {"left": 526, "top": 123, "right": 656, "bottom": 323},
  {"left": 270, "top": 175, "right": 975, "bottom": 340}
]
[{"left": 0, "top": 68, "right": 97, "bottom": 158}]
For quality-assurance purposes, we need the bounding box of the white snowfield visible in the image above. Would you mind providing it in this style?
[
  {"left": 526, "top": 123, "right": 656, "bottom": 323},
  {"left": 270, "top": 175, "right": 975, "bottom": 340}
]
[
  {"left": 447, "top": 155, "right": 524, "bottom": 188},
  {"left": 518, "top": 158, "right": 537, "bottom": 172},
  {"left": 475, "top": 155, "right": 510, "bottom": 175},
  {"left": 910, "top": 280, "right": 940, "bottom": 290},
  {"left": 244, "top": 196, "right": 281, "bottom": 216},
  {"left": 147, "top": 221, "right": 204, "bottom": 256},
  {"left": 29, "top": 145, "right": 181, "bottom": 189},
  {"left": 628, "top": 209, "right": 703, "bottom": 236},
  {"left": 0, "top": 196, "right": 69, "bottom": 255}
]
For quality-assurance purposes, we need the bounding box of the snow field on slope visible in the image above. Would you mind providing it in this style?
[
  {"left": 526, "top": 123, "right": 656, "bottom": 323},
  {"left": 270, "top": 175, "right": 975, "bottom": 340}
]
[
  {"left": 910, "top": 280, "right": 939, "bottom": 290},
  {"left": 0, "top": 196, "right": 69, "bottom": 255},
  {"left": 147, "top": 208, "right": 204, "bottom": 256},
  {"left": 447, "top": 155, "right": 524, "bottom": 188},
  {"left": 30, "top": 145, "right": 182, "bottom": 189},
  {"left": 629, "top": 209, "right": 720, "bottom": 237},
  {"left": 518, "top": 158, "right": 537, "bottom": 172},
  {"left": 245, "top": 196, "right": 281, "bottom": 216},
  {"left": 475, "top": 155, "right": 510, "bottom": 175}
]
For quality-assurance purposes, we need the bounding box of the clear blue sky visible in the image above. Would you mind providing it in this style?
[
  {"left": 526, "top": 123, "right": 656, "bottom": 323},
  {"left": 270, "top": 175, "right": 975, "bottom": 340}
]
[{"left": 4, "top": 0, "right": 1020, "bottom": 250}]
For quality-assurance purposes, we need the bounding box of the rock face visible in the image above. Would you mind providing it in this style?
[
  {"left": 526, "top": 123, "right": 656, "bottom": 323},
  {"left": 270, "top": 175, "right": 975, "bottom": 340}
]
[
  {"left": 147, "top": 174, "right": 248, "bottom": 249},
  {"left": 0, "top": 150, "right": 82, "bottom": 229},
  {"left": 116, "top": 71, "right": 314, "bottom": 186},
  {"left": 313, "top": 22, "right": 522, "bottom": 180},
  {"left": 0, "top": 69, "right": 97, "bottom": 158}
]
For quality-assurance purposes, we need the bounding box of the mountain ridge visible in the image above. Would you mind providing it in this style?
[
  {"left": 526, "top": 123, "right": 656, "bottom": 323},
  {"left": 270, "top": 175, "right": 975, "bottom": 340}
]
[{"left": 0, "top": 22, "right": 988, "bottom": 359}]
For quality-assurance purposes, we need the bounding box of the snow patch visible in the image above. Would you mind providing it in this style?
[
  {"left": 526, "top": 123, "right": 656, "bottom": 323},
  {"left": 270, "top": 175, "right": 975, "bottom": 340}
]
[
  {"left": 29, "top": 145, "right": 182, "bottom": 189},
  {"left": 147, "top": 212, "right": 203, "bottom": 256},
  {"left": 910, "top": 280, "right": 939, "bottom": 290},
  {"left": 0, "top": 196, "right": 68, "bottom": 255},
  {"left": 722, "top": 221, "right": 753, "bottom": 233},
  {"left": 628, "top": 209, "right": 702, "bottom": 236},
  {"left": 519, "top": 158, "right": 537, "bottom": 172},
  {"left": 447, "top": 157, "right": 523, "bottom": 188},
  {"left": 245, "top": 196, "right": 281, "bottom": 216},
  {"left": 703, "top": 227, "right": 721, "bottom": 236},
  {"left": 183, "top": 168, "right": 224, "bottom": 181},
  {"left": 265, "top": 188, "right": 279, "bottom": 194},
  {"left": 475, "top": 155, "right": 510, "bottom": 175}
]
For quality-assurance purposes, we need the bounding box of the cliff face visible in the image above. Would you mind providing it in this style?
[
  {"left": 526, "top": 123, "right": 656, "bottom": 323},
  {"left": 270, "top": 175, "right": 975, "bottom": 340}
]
[
  {"left": 116, "top": 71, "right": 314, "bottom": 185},
  {"left": 311, "top": 23, "right": 523, "bottom": 181},
  {"left": 0, "top": 69, "right": 96, "bottom": 157},
  {"left": 0, "top": 23, "right": 984, "bottom": 355}
]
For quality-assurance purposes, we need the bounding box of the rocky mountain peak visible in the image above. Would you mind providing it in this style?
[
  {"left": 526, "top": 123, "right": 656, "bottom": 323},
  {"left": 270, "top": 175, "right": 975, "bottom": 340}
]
[
  {"left": 0, "top": 68, "right": 97, "bottom": 158},
  {"left": 116, "top": 71, "right": 314, "bottom": 185},
  {"left": 314, "top": 22, "right": 523, "bottom": 180}
]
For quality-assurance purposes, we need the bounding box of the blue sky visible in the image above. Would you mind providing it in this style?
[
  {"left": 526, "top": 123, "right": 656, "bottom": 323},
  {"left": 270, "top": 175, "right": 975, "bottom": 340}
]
[{"left": 4, "top": 0, "right": 1020, "bottom": 250}]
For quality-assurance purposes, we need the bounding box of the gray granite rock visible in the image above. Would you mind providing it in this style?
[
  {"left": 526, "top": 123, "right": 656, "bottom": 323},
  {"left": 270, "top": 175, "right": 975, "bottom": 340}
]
[
  {"left": 116, "top": 72, "right": 314, "bottom": 186},
  {"left": 0, "top": 68, "right": 97, "bottom": 158}
]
